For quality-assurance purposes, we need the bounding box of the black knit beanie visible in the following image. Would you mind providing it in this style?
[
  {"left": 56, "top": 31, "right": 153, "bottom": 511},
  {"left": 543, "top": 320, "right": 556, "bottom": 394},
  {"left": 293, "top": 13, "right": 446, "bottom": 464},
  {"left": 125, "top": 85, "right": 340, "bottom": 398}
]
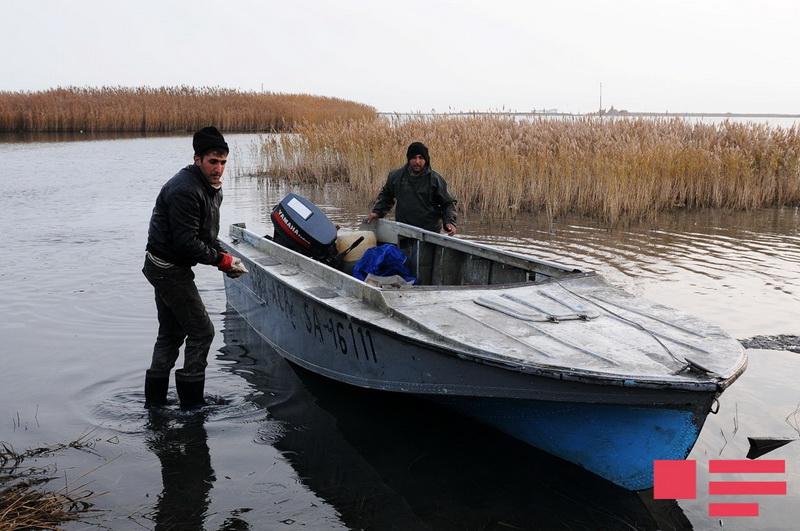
[
  {"left": 406, "top": 142, "right": 430, "bottom": 165},
  {"left": 193, "top": 126, "right": 229, "bottom": 156}
]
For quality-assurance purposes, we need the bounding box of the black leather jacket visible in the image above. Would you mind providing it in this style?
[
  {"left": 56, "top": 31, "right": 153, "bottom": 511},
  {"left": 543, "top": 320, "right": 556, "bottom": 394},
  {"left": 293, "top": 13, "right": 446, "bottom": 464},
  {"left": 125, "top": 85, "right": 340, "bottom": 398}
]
[{"left": 146, "top": 164, "right": 224, "bottom": 267}]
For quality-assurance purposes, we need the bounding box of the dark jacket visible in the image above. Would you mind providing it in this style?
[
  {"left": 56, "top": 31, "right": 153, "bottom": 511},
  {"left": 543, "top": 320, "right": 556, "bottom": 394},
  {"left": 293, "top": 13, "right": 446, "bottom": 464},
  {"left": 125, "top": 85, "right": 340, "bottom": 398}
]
[
  {"left": 146, "top": 164, "right": 224, "bottom": 267},
  {"left": 371, "top": 164, "right": 457, "bottom": 232}
]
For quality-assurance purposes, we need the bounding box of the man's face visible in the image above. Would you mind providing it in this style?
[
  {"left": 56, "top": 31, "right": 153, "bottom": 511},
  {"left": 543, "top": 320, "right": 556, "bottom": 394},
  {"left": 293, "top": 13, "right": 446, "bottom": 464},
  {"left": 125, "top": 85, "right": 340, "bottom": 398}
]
[
  {"left": 408, "top": 154, "right": 426, "bottom": 175},
  {"left": 195, "top": 152, "right": 228, "bottom": 186}
]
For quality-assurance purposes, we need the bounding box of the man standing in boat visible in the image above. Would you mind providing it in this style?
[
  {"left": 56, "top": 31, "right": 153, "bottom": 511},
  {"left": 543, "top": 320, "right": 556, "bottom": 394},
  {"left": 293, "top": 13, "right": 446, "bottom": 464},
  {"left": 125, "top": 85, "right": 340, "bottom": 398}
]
[
  {"left": 365, "top": 141, "right": 458, "bottom": 235},
  {"left": 142, "top": 126, "right": 247, "bottom": 410}
]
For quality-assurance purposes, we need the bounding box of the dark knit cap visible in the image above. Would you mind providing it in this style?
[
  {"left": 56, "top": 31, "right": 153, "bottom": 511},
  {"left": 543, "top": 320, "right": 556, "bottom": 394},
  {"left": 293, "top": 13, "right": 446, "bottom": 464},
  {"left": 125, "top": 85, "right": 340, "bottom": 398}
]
[
  {"left": 193, "top": 126, "right": 229, "bottom": 155},
  {"left": 406, "top": 142, "right": 430, "bottom": 165}
]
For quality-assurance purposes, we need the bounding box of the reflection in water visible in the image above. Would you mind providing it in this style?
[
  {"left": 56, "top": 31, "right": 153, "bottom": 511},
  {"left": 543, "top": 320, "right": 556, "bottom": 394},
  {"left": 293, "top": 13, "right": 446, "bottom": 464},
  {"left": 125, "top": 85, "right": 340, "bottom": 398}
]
[
  {"left": 145, "top": 411, "right": 219, "bottom": 531},
  {"left": 0, "top": 130, "right": 188, "bottom": 144},
  {"left": 218, "top": 307, "right": 692, "bottom": 530}
]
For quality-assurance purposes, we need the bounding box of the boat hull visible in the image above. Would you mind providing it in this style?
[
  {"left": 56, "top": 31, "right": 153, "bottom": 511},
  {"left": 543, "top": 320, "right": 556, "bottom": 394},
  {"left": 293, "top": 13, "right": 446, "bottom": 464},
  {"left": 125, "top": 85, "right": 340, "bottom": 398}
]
[
  {"left": 222, "top": 246, "right": 715, "bottom": 490},
  {"left": 434, "top": 396, "right": 707, "bottom": 490},
  {"left": 219, "top": 215, "right": 747, "bottom": 490}
]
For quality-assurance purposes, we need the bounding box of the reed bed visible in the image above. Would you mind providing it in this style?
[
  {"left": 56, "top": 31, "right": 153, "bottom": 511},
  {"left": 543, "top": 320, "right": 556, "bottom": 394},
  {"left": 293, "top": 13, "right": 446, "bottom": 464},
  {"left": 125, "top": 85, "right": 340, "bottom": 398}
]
[
  {"left": 254, "top": 114, "right": 800, "bottom": 224},
  {"left": 0, "top": 86, "right": 376, "bottom": 133},
  {"left": 1, "top": 431, "right": 103, "bottom": 530}
]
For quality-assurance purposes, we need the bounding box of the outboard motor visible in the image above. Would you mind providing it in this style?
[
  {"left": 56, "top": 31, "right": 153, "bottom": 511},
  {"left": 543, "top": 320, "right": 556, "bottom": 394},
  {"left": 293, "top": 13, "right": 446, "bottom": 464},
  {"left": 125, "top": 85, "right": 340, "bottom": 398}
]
[{"left": 270, "top": 193, "right": 338, "bottom": 262}]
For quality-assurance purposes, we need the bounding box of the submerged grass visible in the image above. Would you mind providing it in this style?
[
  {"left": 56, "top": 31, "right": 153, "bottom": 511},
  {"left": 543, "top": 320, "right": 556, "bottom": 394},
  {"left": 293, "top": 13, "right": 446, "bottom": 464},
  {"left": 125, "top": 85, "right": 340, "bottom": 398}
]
[
  {"left": 254, "top": 114, "right": 800, "bottom": 225},
  {"left": 1, "top": 430, "right": 106, "bottom": 530},
  {"left": 0, "top": 86, "right": 377, "bottom": 133}
]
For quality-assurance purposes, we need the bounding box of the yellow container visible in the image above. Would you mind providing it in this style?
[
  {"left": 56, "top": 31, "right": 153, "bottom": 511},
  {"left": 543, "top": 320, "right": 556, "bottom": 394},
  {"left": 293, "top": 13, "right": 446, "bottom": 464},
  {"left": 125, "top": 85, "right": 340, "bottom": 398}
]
[{"left": 336, "top": 231, "right": 376, "bottom": 272}]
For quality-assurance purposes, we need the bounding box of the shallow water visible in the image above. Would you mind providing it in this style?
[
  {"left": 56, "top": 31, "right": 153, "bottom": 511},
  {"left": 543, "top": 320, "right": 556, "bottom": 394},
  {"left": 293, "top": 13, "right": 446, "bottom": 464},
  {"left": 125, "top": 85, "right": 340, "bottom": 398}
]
[{"left": 2, "top": 134, "right": 800, "bottom": 530}]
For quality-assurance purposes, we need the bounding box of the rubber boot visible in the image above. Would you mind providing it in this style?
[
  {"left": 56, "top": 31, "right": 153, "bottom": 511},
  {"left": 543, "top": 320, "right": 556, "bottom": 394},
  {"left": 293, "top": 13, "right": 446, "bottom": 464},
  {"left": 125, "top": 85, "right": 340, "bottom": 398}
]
[
  {"left": 144, "top": 370, "right": 169, "bottom": 409},
  {"left": 175, "top": 369, "right": 208, "bottom": 410}
]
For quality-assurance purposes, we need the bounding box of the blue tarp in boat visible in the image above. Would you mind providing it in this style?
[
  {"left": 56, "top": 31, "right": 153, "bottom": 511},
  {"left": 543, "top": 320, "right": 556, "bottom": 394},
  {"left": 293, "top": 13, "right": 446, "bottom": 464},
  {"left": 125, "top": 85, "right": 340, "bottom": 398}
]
[{"left": 353, "top": 244, "right": 417, "bottom": 284}]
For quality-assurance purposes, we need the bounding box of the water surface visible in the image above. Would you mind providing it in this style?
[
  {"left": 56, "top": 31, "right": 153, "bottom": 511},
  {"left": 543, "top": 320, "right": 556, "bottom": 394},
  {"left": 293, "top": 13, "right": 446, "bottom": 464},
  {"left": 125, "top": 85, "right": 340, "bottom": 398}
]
[{"left": 2, "top": 134, "right": 800, "bottom": 530}]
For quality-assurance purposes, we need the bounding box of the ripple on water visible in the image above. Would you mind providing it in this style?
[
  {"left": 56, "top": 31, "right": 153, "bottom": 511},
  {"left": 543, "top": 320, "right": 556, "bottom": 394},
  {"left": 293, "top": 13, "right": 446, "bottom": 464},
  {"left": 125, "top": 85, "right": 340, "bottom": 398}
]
[
  {"left": 87, "top": 380, "right": 269, "bottom": 439},
  {"left": 248, "top": 481, "right": 289, "bottom": 495},
  {"left": 253, "top": 421, "right": 286, "bottom": 445}
]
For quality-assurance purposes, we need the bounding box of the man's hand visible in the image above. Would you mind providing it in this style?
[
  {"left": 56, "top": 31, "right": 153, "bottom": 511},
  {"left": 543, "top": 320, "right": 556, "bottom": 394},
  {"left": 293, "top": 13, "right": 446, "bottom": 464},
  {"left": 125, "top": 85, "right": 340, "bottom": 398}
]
[
  {"left": 444, "top": 223, "right": 457, "bottom": 236},
  {"left": 217, "top": 252, "right": 235, "bottom": 271},
  {"left": 364, "top": 213, "right": 380, "bottom": 223},
  {"left": 218, "top": 252, "right": 249, "bottom": 278},
  {"left": 228, "top": 258, "right": 249, "bottom": 277},
  {"left": 226, "top": 269, "right": 245, "bottom": 279}
]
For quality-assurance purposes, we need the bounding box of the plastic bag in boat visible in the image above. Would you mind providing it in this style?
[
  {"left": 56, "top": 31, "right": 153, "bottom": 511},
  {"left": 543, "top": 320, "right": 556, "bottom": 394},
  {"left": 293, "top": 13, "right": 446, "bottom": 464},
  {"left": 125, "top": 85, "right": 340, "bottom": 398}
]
[{"left": 352, "top": 244, "right": 417, "bottom": 284}]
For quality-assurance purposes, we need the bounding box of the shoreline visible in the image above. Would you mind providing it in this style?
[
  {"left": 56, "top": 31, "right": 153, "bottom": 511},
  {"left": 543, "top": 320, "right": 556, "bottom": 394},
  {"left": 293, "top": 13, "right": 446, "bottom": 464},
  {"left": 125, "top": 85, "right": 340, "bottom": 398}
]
[{"left": 380, "top": 111, "right": 800, "bottom": 119}]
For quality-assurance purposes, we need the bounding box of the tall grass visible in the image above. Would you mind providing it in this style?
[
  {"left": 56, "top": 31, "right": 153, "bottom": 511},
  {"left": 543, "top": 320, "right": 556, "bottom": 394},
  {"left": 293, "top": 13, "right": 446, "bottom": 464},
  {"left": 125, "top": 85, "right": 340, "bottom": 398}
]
[
  {"left": 255, "top": 114, "right": 800, "bottom": 224},
  {"left": 0, "top": 86, "right": 376, "bottom": 133}
]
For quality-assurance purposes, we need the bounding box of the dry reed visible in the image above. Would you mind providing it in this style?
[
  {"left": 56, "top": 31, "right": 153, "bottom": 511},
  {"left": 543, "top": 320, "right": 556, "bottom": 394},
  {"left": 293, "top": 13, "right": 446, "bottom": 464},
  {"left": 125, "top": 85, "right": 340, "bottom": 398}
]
[
  {"left": 1, "top": 430, "right": 104, "bottom": 530},
  {"left": 254, "top": 114, "right": 800, "bottom": 225},
  {"left": 0, "top": 86, "right": 376, "bottom": 133}
]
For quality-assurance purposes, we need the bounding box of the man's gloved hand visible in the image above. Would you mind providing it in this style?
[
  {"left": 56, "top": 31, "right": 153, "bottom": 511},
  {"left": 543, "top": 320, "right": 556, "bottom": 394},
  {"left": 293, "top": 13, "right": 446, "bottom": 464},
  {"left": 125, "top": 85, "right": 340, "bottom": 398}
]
[
  {"left": 217, "top": 252, "right": 235, "bottom": 271},
  {"left": 226, "top": 259, "right": 249, "bottom": 278},
  {"left": 218, "top": 252, "right": 249, "bottom": 277}
]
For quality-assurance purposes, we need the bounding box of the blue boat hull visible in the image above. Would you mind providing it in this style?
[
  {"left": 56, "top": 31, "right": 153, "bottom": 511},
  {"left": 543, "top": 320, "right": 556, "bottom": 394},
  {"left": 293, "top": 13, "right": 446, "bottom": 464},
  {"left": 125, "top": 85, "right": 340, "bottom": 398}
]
[
  {"left": 219, "top": 220, "right": 743, "bottom": 491},
  {"left": 433, "top": 396, "right": 707, "bottom": 491}
]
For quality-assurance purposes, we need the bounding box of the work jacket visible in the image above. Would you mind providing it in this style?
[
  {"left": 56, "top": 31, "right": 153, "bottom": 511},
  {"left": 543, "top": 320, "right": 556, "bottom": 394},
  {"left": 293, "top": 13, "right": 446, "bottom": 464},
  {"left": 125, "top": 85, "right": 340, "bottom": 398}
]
[
  {"left": 372, "top": 164, "right": 457, "bottom": 233},
  {"left": 146, "top": 164, "right": 224, "bottom": 267}
]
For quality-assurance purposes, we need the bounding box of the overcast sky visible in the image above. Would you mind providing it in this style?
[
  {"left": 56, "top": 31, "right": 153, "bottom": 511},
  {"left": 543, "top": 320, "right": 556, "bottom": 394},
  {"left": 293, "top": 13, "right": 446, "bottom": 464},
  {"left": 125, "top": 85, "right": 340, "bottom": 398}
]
[{"left": 5, "top": 0, "right": 799, "bottom": 114}]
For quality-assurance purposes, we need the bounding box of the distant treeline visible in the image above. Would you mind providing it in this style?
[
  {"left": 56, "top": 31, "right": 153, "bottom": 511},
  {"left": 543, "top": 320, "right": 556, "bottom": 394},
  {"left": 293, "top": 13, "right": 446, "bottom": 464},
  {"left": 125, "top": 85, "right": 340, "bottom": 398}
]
[
  {"left": 0, "top": 86, "right": 377, "bottom": 133},
  {"left": 258, "top": 114, "right": 800, "bottom": 225}
]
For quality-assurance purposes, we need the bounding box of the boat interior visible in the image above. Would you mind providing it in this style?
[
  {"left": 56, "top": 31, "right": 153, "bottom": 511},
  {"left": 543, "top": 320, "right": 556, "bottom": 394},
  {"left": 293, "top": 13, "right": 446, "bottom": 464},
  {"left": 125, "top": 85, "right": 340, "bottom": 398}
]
[{"left": 338, "top": 221, "right": 582, "bottom": 288}]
